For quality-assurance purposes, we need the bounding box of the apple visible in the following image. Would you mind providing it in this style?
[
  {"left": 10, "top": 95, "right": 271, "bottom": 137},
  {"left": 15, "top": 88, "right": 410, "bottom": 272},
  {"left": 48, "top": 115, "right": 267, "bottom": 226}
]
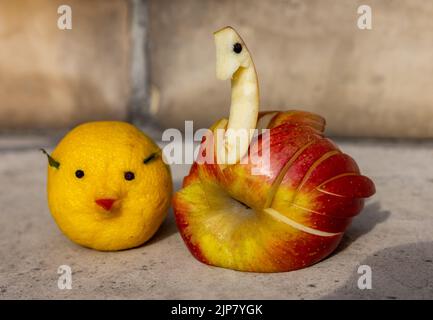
[{"left": 173, "top": 27, "right": 375, "bottom": 272}]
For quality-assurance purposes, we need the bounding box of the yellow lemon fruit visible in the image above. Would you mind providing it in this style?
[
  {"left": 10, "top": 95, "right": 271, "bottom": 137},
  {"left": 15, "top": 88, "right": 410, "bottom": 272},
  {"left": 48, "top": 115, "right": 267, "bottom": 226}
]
[{"left": 44, "top": 121, "right": 172, "bottom": 251}]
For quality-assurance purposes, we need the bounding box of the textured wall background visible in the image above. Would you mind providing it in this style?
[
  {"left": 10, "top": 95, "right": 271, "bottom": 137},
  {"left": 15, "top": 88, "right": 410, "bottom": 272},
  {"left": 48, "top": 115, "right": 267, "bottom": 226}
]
[
  {"left": 149, "top": 0, "right": 433, "bottom": 138},
  {"left": 1, "top": 0, "right": 433, "bottom": 137},
  {"left": 0, "top": 0, "right": 132, "bottom": 130}
]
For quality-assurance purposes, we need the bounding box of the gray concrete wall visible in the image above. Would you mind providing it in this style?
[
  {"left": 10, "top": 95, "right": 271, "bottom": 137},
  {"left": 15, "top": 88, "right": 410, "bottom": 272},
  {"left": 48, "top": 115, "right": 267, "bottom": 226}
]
[
  {"left": 1, "top": 0, "right": 433, "bottom": 138},
  {"left": 0, "top": 0, "right": 133, "bottom": 130},
  {"left": 149, "top": 0, "right": 433, "bottom": 138}
]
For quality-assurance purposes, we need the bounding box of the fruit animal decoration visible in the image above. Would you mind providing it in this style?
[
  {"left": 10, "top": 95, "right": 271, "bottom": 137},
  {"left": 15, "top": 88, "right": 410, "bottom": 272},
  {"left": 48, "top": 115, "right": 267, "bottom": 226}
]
[
  {"left": 43, "top": 121, "right": 172, "bottom": 251},
  {"left": 173, "top": 27, "right": 375, "bottom": 272}
]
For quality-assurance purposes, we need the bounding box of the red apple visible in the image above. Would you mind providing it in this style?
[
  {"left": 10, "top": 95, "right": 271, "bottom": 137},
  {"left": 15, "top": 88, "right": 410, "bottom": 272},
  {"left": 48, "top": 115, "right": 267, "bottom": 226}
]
[
  {"left": 173, "top": 27, "right": 375, "bottom": 272},
  {"left": 174, "top": 111, "right": 375, "bottom": 272}
]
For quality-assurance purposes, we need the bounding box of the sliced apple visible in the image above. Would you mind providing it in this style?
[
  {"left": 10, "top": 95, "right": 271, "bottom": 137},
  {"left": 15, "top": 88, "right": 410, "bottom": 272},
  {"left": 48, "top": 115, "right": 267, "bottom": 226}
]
[
  {"left": 174, "top": 120, "right": 374, "bottom": 272},
  {"left": 173, "top": 27, "right": 376, "bottom": 273}
]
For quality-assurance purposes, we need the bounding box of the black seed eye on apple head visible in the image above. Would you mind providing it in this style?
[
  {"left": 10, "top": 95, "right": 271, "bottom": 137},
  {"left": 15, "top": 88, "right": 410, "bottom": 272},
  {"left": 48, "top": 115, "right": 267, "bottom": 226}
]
[
  {"left": 75, "top": 170, "right": 84, "bottom": 179},
  {"left": 124, "top": 171, "right": 135, "bottom": 181},
  {"left": 233, "top": 42, "right": 242, "bottom": 54}
]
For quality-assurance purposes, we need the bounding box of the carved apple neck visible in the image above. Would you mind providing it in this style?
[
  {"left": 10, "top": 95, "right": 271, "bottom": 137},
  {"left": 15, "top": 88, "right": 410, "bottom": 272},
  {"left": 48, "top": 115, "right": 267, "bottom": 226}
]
[
  {"left": 214, "top": 27, "right": 260, "bottom": 165},
  {"left": 226, "top": 59, "right": 259, "bottom": 155}
]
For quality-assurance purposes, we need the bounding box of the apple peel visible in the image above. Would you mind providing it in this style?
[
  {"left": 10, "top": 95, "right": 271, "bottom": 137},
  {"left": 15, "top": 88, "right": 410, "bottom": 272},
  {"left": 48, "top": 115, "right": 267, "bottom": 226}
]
[{"left": 263, "top": 208, "right": 341, "bottom": 237}]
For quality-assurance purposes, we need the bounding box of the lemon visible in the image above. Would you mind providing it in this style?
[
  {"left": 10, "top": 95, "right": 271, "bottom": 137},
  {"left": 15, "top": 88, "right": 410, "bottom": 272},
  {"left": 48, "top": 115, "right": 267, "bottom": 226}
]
[{"left": 45, "top": 121, "right": 172, "bottom": 251}]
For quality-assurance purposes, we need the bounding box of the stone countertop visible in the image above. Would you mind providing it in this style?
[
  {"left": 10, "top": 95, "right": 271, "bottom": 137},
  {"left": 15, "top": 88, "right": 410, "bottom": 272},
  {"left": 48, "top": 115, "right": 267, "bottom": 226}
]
[{"left": 0, "top": 136, "right": 432, "bottom": 299}]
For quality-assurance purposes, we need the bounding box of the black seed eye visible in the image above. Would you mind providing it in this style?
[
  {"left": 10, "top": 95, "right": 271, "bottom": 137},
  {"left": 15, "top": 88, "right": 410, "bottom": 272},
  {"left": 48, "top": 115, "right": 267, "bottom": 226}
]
[
  {"left": 143, "top": 152, "right": 157, "bottom": 164},
  {"left": 124, "top": 171, "right": 135, "bottom": 181},
  {"left": 233, "top": 42, "right": 242, "bottom": 54},
  {"left": 75, "top": 170, "right": 84, "bottom": 179}
]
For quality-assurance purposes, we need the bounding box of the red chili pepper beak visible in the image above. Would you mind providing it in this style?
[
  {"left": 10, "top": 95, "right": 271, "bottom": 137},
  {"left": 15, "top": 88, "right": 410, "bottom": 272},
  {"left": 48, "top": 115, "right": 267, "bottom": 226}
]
[{"left": 95, "top": 198, "right": 116, "bottom": 211}]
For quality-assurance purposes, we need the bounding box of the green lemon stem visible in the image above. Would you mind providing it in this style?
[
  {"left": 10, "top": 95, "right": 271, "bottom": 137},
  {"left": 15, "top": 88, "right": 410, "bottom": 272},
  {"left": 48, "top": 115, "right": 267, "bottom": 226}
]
[{"left": 40, "top": 148, "right": 60, "bottom": 169}]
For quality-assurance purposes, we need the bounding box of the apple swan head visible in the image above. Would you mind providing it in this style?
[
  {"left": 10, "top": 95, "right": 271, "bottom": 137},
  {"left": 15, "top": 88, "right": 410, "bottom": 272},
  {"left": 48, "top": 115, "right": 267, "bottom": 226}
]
[{"left": 214, "top": 26, "right": 252, "bottom": 80}]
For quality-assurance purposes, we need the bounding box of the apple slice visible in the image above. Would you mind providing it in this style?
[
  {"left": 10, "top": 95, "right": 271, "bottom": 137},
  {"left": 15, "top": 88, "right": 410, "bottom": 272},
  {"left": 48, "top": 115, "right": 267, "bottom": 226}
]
[{"left": 214, "top": 26, "right": 259, "bottom": 164}]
